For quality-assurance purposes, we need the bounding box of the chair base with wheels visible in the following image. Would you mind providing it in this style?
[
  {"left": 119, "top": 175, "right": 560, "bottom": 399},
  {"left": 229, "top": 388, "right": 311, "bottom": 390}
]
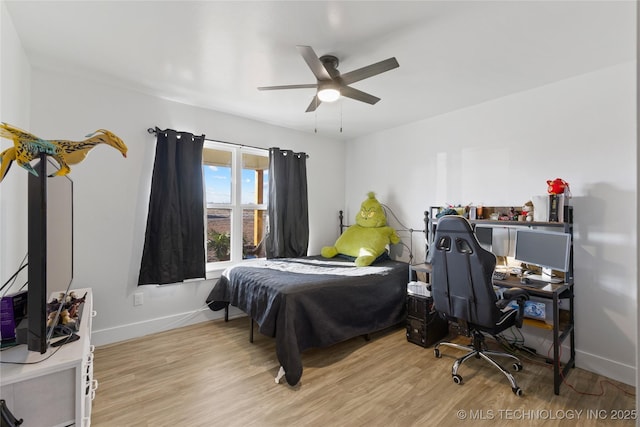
[
  {"left": 428, "top": 215, "right": 529, "bottom": 396},
  {"left": 434, "top": 328, "right": 524, "bottom": 396}
]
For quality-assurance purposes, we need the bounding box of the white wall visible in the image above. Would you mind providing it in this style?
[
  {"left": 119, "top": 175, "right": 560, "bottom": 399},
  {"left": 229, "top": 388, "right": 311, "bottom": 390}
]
[
  {"left": 16, "top": 66, "right": 346, "bottom": 345},
  {"left": 345, "top": 63, "right": 637, "bottom": 385},
  {"left": 0, "top": 1, "right": 30, "bottom": 287}
]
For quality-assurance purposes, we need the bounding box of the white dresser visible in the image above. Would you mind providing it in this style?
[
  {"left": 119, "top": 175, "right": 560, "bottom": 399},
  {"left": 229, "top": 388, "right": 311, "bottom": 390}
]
[{"left": 0, "top": 288, "right": 97, "bottom": 427}]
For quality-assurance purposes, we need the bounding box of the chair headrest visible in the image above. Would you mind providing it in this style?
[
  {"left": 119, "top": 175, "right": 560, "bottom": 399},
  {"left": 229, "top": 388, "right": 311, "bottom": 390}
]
[{"left": 436, "top": 215, "right": 473, "bottom": 234}]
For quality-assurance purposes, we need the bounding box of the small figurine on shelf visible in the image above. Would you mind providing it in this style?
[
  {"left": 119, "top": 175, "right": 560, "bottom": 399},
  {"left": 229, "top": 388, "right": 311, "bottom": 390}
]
[
  {"left": 59, "top": 309, "right": 76, "bottom": 327},
  {"left": 46, "top": 291, "right": 86, "bottom": 328},
  {"left": 522, "top": 201, "right": 534, "bottom": 222},
  {"left": 47, "top": 311, "right": 58, "bottom": 327}
]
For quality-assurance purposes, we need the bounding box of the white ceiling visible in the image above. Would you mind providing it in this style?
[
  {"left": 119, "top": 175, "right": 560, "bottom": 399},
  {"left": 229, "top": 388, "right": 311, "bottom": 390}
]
[{"left": 4, "top": 1, "right": 635, "bottom": 140}]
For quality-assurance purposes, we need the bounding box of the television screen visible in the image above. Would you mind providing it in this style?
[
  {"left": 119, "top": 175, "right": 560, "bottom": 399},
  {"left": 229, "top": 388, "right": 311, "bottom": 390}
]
[
  {"left": 514, "top": 229, "right": 571, "bottom": 272},
  {"left": 26, "top": 155, "right": 73, "bottom": 353},
  {"left": 45, "top": 159, "right": 74, "bottom": 295}
]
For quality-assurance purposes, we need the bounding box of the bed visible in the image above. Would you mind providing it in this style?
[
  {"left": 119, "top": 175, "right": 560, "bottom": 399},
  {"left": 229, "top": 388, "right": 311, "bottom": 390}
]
[{"left": 206, "top": 254, "right": 409, "bottom": 386}]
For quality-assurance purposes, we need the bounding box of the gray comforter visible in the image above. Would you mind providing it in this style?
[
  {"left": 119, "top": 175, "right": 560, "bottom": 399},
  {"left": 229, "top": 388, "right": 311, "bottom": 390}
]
[{"left": 206, "top": 255, "right": 409, "bottom": 385}]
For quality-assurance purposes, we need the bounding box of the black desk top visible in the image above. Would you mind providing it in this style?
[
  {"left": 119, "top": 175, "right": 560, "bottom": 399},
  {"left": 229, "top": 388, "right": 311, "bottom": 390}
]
[
  {"left": 412, "top": 263, "right": 572, "bottom": 297},
  {"left": 493, "top": 274, "right": 572, "bottom": 297}
]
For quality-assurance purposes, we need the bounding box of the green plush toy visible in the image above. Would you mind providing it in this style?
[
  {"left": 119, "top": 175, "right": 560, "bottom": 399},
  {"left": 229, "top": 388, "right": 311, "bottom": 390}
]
[{"left": 321, "top": 192, "right": 400, "bottom": 266}]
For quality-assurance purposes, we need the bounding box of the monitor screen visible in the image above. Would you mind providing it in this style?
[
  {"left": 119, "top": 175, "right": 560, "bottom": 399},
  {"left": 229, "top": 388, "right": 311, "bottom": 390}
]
[
  {"left": 514, "top": 229, "right": 571, "bottom": 272},
  {"left": 492, "top": 227, "right": 514, "bottom": 258},
  {"left": 474, "top": 226, "right": 492, "bottom": 252},
  {"left": 474, "top": 226, "right": 514, "bottom": 258}
]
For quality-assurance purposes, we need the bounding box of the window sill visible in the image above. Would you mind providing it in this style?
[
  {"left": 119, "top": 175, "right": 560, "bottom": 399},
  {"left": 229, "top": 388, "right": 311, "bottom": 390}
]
[
  {"left": 205, "top": 267, "right": 224, "bottom": 281},
  {"left": 205, "top": 257, "right": 266, "bottom": 281}
]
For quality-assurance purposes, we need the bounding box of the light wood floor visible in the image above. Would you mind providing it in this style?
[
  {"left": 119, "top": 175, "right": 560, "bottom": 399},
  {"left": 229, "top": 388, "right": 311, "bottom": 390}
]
[{"left": 92, "top": 317, "right": 636, "bottom": 427}]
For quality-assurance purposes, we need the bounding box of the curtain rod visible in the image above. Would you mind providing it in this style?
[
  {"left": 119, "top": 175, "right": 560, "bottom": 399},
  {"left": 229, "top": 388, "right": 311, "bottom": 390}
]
[
  {"left": 147, "top": 127, "right": 309, "bottom": 158},
  {"left": 147, "top": 127, "right": 262, "bottom": 151}
]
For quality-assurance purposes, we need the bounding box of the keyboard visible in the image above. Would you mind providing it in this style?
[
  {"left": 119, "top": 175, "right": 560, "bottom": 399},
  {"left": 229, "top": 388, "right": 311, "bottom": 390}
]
[{"left": 492, "top": 271, "right": 509, "bottom": 281}]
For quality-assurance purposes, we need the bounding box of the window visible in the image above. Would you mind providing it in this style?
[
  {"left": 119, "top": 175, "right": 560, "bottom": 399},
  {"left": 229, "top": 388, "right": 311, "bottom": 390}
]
[{"left": 202, "top": 142, "right": 269, "bottom": 267}]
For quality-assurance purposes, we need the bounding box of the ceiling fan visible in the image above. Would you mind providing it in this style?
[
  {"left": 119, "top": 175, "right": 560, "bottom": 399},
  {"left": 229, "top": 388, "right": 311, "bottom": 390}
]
[{"left": 258, "top": 45, "right": 399, "bottom": 112}]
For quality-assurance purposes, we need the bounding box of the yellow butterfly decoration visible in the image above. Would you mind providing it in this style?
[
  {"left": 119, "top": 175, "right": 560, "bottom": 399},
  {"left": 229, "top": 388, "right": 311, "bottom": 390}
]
[{"left": 0, "top": 123, "right": 128, "bottom": 183}]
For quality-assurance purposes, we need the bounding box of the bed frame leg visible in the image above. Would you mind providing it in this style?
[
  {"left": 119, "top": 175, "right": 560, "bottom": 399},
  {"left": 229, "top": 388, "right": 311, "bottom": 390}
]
[
  {"left": 250, "top": 318, "right": 254, "bottom": 343},
  {"left": 224, "top": 304, "right": 229, "bottom": 322}
]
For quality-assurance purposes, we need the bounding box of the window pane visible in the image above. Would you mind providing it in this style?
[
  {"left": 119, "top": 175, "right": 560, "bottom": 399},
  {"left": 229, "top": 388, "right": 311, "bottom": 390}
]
[
  {"left": 203, "top": 145, "right": 268, "bottom": 265},
  {"left": 241, "top": 152, "right": 269, "bottom": 205},
  {"left": 243, "top": 208, "right": 267, "bottom": 259},
  {"left": 203, "top": 147, "right": 232, "bottom": 205},
  {"left": 207, "top": 208, "right": 231, "bottom": 262}
]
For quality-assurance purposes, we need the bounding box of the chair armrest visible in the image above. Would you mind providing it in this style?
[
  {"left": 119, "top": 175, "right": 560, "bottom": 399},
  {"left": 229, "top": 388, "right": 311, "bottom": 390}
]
[
  {"left": 496, "top": 288, "right": 530, "bottom": 328},
  {"left": 501, "top": 288, "right": 529, "bottom": 303}
]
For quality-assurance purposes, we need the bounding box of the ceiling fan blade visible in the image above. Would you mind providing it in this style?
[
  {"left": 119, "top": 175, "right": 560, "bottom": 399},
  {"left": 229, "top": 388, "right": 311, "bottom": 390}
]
[
  {"left": 305, "top": 95, "right": 321, "bottom": 112},
  {"left": 340, "top": 86, "right": 381, "bottom": 105},
  {"left": 297, "top": 45, "right": 332, "bottom": 81},
  {"left": 339, "top": 57, "right": 399, "bottom": 86},
  {"left": 258, "top": 84, "right": 317, "bottom": 91}
]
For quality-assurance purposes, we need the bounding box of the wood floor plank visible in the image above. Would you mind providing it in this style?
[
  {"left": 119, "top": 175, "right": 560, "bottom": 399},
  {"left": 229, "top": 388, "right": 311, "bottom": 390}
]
[{"left": 92, "top": 318, "right": 636, "bottom": 427}]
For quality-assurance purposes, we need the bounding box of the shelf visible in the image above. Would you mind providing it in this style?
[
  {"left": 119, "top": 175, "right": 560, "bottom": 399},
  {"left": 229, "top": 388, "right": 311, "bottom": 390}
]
[
  {"left": 430, "top": 217, "right": 570, "bottom": 228},
  {"left": 467, "top": 219, "right": 570, "bottom": 227},
  {"left": 429, "top": 205, "right": 573, "bottom": 228},
  {"left": 523, "top": 318, "right": 553, "bottom": 330}
]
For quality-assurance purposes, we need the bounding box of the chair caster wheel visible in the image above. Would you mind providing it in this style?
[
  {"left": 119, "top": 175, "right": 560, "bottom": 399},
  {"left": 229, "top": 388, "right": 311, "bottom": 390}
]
[
  {"left": 513, "top": 387, "right": 523, "bottom": 396},
  {"left": 513, "top": 363, "right": 523, "bottom": 372},
  {"left": 434, "top": 349, "right": 441, "bottom": 358},
  {"left": 452, "top": 374, "right": 463, "bottom": 385}
]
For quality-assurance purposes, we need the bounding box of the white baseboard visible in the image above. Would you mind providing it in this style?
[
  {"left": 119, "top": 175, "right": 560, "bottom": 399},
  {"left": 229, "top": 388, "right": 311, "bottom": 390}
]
[
  {"left": 91, "top": 305, "right": 246, "bottom": 347},
  {"left": 576, "top": 349, "right": 636, "bottom": 387},
  {"left": 520, "top": 328, "right": 636, "bottom": 387}
]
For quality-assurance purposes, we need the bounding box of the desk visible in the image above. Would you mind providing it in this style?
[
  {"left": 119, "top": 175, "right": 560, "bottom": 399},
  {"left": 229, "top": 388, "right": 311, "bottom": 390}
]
[
  {"left": 492, "top": 275, "right": 575, "bottom": 395},
  {"left": 424, "top": 206, "right": 575, "bottom": 395},
  {"left": 411, "top": 262, "right": 575, "bottom": 395}
]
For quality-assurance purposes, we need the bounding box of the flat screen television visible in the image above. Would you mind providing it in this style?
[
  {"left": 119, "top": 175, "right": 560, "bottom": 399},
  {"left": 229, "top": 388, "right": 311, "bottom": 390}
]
[
  {"left": 514, "top": 228, "right": 571, "bottom": 283},
  {"left": 26, "top": 154, "right": 74, "bottom": 353}
]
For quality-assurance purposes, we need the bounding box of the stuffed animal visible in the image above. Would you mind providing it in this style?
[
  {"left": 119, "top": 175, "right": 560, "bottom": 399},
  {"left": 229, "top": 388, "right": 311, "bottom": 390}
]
[{"left": 321, "top": 192, "right": 400, "bottom": 266}]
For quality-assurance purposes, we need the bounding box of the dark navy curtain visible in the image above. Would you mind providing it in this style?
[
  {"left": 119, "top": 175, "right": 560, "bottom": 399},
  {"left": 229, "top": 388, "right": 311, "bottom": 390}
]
[
  {"left": 266, "top": 147, "right": 309, "bottom": 258},
  {"left": 138, "top": 128, "right": 205, "bottom": 285}
]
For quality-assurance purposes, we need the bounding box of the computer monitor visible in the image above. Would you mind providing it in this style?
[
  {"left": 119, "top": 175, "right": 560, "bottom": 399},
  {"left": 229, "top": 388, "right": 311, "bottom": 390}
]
[
  {"left": 514, "top": 229, "right": 571, "bottom": 283},
  {"left": 474, "top": 226, "right": 515, "bottom": 257},
  {"left": 492, "top": 227, "right": 515, "bottom": 258},
  {"left": 474, "top": 226, "right": 492, "bottom": 252}
]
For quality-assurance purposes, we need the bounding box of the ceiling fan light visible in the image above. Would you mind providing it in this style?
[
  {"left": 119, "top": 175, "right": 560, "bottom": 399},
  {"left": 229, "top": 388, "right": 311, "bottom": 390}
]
[{"left": 317, "top": 87, "right": 340, "bottom": 102}]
